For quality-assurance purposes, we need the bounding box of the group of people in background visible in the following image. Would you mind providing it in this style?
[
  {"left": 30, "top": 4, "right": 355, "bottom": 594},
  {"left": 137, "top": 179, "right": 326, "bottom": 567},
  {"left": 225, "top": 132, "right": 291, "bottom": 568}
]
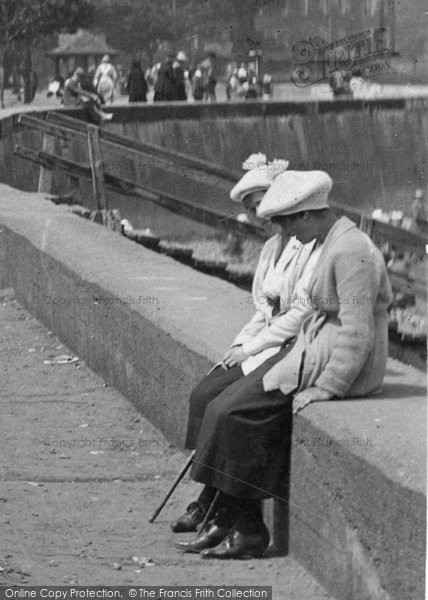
[
  {"left": 148, "top": 54, "right": 273, "bottom": 103},
  {"left": 125, "top": 51, "right": 219, "bottom": 103},
  {"left": 53, "top": 51, "right": 274, "bottom": 113},
  {"left": 149, "top": 52, "right": 217, "bottom": 103},
  {"left": 226, "top": 61, "right": 273, "bottom": 101}
]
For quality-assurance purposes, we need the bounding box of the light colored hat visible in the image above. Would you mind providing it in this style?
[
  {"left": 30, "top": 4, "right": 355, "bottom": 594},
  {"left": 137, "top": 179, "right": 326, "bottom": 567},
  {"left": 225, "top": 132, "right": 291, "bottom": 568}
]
[
  {"left": 176, "top": 51, "right": 187, "bottom": 62},
  {"left": 230, "top": 153, "right": 289, "bottom": 203},
  {"left": 257, "top": 170, "right": 332, "bottom": 218},
  {"left": 101, "top": 54, "right": 110, "bottom": 63}
]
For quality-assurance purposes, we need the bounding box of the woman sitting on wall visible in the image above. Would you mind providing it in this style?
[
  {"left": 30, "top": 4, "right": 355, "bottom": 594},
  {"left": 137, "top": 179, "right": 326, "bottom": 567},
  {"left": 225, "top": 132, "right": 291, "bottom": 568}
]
[
  {"left": 171, "top": 158, "right": 325, "bottom": 552},
  {"left": 174, "top": 170, "right": 393, "bottom": 559}
]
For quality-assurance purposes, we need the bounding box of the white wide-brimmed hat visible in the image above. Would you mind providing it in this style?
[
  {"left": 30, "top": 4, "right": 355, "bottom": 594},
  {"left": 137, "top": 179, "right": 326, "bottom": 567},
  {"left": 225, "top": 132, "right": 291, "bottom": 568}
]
[
  {"left": 257, "top": 170, "right": 332, "bottom": 218},
  {"left": 230, "top": 153, "right": 289, "bottom": 203}
]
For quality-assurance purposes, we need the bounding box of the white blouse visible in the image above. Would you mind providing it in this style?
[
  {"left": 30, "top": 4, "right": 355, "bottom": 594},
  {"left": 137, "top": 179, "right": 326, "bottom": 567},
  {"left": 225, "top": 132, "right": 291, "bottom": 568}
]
[{"left": 232, "top": 235, "right": 323, "bottom": 374}]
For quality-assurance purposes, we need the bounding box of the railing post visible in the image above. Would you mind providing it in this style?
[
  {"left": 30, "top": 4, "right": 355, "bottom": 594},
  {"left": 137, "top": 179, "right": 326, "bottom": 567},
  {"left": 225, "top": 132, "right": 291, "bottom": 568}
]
[
  {"left": 359, "top": 214, "right": 374, "bottom": 238},
  {"left": 87, "top": 123, "right": 109, "bottom": 226},
  {"left": 37, "top": 133, "right": 55, "bottom": 193}
]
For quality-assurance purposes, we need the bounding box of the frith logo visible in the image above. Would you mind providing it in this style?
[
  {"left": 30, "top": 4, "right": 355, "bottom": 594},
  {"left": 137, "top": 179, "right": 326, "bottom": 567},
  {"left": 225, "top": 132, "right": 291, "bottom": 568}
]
[{"left": 291, "top": 27, "right": 397, "bottom": 87}]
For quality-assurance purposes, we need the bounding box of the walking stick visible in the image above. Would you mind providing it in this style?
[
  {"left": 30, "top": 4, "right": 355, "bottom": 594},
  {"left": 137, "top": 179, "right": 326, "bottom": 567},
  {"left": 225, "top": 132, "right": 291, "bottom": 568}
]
[
  {"left": 149, "top": 450, "right": 195, "bottom": 523},
  {"left": 149, "top": 363, "right": 221, "bottom": 524},
  {"left": 198, "top": 489, "right": 220, "bottom": 533}
]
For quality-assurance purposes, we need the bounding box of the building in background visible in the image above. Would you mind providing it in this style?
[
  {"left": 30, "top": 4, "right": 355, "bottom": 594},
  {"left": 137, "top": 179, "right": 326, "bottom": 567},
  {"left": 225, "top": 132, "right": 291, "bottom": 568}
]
[{"left": 47, "top": 29, "right": 119, "bottom": 79}]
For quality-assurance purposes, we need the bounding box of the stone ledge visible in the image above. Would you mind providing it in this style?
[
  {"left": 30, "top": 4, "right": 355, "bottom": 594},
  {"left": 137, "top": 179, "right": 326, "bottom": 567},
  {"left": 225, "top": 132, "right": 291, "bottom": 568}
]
[{"left": 0, "top": 184, "right": 425, "bottom": 600}]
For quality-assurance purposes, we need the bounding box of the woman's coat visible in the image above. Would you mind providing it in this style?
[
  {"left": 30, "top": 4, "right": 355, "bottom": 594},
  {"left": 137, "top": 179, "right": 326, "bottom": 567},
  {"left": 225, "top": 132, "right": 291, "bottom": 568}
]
[{"left": 263, "top": 217, "right": 393, "bottom": 398}]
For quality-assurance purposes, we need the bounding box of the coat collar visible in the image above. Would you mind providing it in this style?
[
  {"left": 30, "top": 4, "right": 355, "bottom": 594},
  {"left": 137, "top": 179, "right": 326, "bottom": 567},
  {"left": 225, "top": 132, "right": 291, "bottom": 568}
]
[{"left": 307, "top": 216, "right": 357, "bottom": 294}]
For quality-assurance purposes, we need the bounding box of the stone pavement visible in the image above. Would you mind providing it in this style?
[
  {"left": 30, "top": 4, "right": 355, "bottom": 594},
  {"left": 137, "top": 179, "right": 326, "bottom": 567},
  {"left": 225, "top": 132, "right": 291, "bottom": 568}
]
[{"left": 0, "top": 297, "right": 333, "bottom": 599}]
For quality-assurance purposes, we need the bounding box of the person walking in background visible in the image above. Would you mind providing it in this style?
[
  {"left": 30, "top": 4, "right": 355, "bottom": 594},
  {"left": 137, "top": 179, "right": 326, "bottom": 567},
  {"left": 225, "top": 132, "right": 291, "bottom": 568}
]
[
  {"left": 97, "top": 72, "right": 115, "bottom": 105},
  {"left": 126, "top": 58, "right": 148, "bottom": 103},
  {"left": 233, "top": 62, "right": 250, "bottom": 99},
  {"left": 154, "top": 52, "right": 178, "bottom": 102},
  {"left": 225, "top": 61, "right": 238, "bottom": 100},
  {"left": 147, "top": 63, "right": 160, "bottom": 91},
  {"left": 191, "top": 64, "right": 204, "bottom": 101},
  {"left": 328, "top": 67, "right": 352, "bottom": 98},
  {"left": 237, "top": 62, "right": 248, "bottom": 85},
  {"left": 262, "top": 73, "right": 273, "bottom": 100},
  {"left": 94, "top": 54, "right": 118, "bottom": 104},
  {"left": 115, "top": 63, "right": 128, "bottom": 96},
  {"left": 200, "top": 57, "right": 216, "bottom": 102},
  {"left": 204, "top": 67, "right": 217, "bottom": 102},
  {"left": 47, "top": 75, "right": 65, "bottom": 100},
  {"left": 174, "top": 51, "right": 188, "bottom": 101},
  {"left": 349, "top": 67, "right": 365, "bottom": 96}
]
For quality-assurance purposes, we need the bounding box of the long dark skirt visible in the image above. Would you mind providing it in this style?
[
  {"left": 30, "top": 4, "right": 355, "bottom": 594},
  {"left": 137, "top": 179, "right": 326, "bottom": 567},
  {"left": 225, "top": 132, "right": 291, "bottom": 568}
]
[
  {"left": 185, "top": 364, "right": 244, "bottom": 449},
  {"left": 190, "top": 346, "right": 294, "bottom": 500}
]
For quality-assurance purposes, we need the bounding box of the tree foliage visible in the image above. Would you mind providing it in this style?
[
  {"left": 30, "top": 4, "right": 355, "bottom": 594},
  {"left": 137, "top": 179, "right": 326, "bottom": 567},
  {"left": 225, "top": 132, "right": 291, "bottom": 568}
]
[
  {"left": 0, "top": 0, "right": 94, "bottom": 105},
  {"left": 94, "top": 0, "right": 189, "bottom": 64},
  {"left": 94, "top": 0, "right": 265, "bottom": 64},
  {"left": 184, "top": 0, "right": 266, "bottom": 59},
  {"left": 0, "top": 0, "right": 94, "bottom": 46}
]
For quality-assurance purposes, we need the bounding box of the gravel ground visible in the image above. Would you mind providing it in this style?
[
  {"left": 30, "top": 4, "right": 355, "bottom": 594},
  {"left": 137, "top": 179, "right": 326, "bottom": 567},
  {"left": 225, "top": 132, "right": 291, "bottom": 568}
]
[{"left": 0, "top": 297, "right": 333, "bottom": 599}]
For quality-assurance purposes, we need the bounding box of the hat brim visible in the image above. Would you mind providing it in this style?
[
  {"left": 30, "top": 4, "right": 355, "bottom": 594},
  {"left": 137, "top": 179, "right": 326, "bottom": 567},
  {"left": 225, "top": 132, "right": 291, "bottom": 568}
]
[
  {"left": 257, "top": 171, "right": 332, "bottom": 218},
  {"left": 230, "top": 169, "right": 272, "bottom": 203}
]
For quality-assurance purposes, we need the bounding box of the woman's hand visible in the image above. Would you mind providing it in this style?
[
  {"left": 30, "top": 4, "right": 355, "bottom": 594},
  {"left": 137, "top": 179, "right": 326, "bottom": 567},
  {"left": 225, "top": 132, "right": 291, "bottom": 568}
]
[
  {"left": 221, "top": 346, "right": 249, "bottom": 369},
  {"left": 292, "top": 387, "right": 331, "bottom": 414}
]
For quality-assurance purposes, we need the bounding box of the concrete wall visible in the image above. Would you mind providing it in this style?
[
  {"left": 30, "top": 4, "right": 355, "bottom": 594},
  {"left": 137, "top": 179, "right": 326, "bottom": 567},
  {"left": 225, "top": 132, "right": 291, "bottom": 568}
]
[{"left": 0, "top": 185, "right": 425, "bottom": 600}]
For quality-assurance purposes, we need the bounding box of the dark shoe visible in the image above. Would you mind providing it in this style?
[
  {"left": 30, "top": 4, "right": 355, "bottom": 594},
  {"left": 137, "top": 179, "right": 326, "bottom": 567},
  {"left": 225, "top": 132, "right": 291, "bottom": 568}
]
[
  {"left": 175, "top": 521, "right": 231, "bottom": 553},
  {"left": 200, "top": 524, "right": 270, "bottom": 559},
  {"left": 171, "top": 502, "right": 206, "bottom": 533}
]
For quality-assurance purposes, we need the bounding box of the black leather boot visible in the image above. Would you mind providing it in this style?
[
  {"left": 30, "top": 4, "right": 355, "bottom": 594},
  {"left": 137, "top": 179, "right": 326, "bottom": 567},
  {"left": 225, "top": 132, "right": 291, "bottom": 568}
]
[
  {"left": 170, "top": 486, "right": 216, "bottom": 533},
  {"left": 201, "top": 499, "right": 270, "bottom": 559},
  {"left": 170, "top": 501, "right": 206, "bottom": 533},
  {"left": 174, "top": 518, "right": 231, "bottom": 553},
  {"left": 175, "top": 495, "right": 238, "bottom": 553},
  {"left": 200, "top": 523, "right": 270, "bottom": 559}
]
